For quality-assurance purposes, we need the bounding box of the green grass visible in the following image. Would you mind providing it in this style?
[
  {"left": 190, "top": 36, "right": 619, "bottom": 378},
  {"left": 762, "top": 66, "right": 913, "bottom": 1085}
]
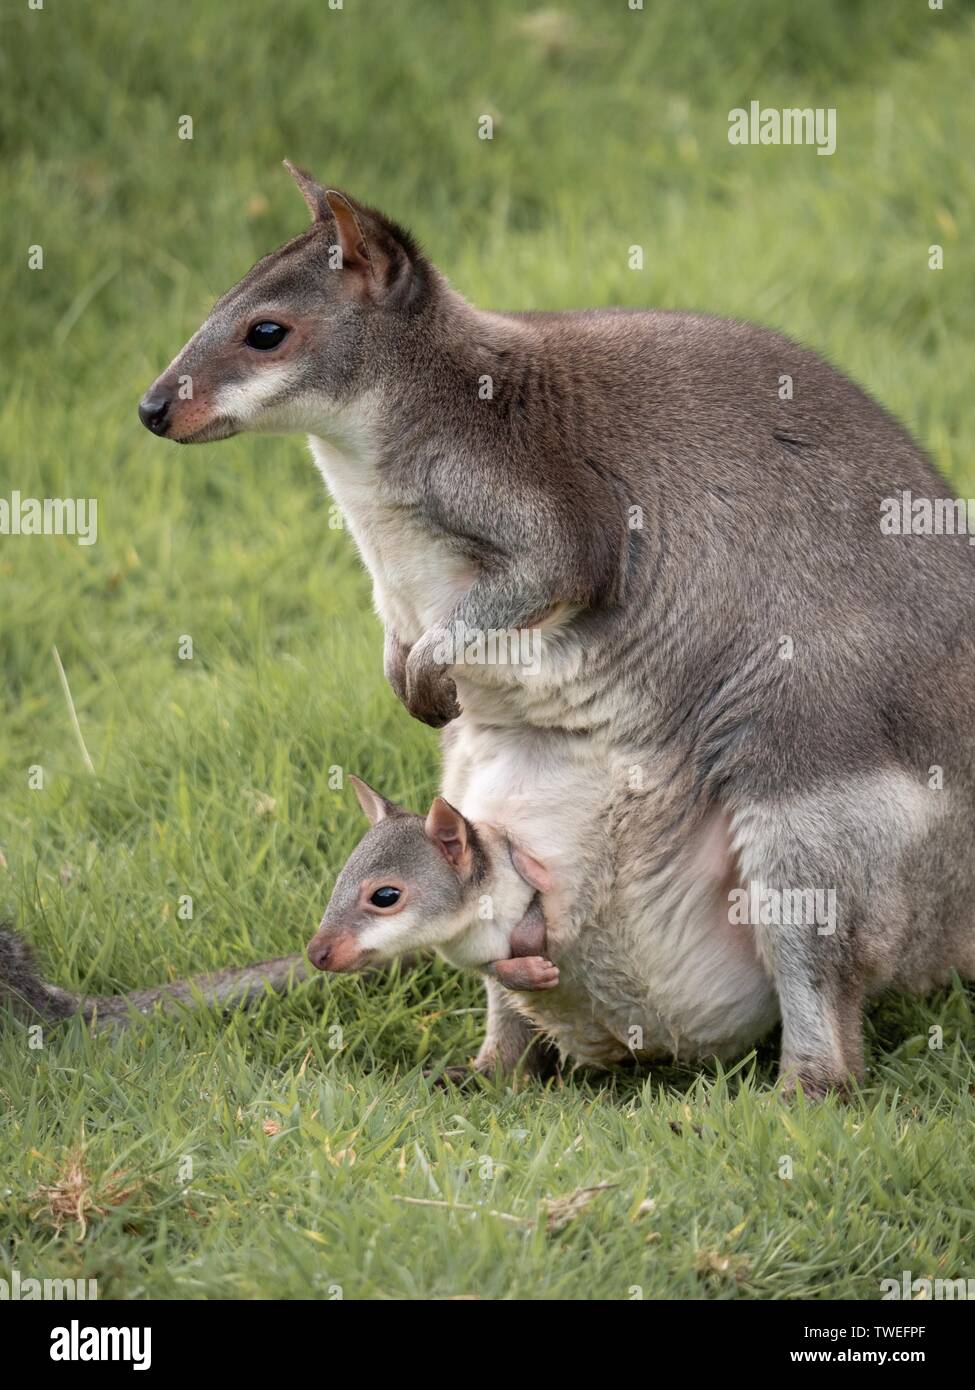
[{"left": 1, "top": 0, "right": 974, "bottom": 1299}]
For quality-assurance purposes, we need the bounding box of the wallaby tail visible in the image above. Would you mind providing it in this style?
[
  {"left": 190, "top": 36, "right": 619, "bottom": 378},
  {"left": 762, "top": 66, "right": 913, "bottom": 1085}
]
[{"left": 0, "top": 926, "right": 314, "bottom": 1031}]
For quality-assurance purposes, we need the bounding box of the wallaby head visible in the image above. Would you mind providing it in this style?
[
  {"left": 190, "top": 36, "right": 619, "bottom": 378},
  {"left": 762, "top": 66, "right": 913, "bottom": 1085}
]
[
  {"left": 307, "top": 777, "right": 551, "bottom": 973},
  {"left": 138, "top": 162, "right": 433, "bottom": 444}
]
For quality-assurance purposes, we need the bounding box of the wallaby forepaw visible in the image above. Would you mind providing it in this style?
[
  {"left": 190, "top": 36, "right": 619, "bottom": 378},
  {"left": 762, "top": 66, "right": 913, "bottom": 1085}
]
[
  {"left": 409, "top": 677, "right": 461, "bottom": 729},
  {"left": 403, "top": 649, "right": 461, "bottom": 727},
  {"left": 383, "top": 629, "right": 412, "bottom": 704},
  {"left": 493, "top": 955, "right": 560, "bottom": 991}
]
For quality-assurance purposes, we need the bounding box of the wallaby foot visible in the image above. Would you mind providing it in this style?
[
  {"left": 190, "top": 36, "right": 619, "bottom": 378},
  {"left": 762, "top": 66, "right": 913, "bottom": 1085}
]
[
  {"left": 738, "top": 800, "right": 881, "bottom": 1099},
  {"left": 778, "top": 994, "right": 865, "bottom": 1099},
  {"left": 427, "top": 1063, "right": 490, "bottom": 1088},
  {"left": 778, "top": 1059, "right": 862, "bottom": 1101},
  {"left": 428, "top": 1035, "right": 561, "bottom": 1088},
  {"left": 489, "top": 894, "right": 559, "bottom": 989},
  {"left": 774, "top": 950, "right": 867, "bottom": 1099}
]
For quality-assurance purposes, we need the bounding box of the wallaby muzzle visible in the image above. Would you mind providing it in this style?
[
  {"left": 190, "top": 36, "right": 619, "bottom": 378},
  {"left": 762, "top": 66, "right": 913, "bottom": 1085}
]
[
  {"left": 138, "top": 386, "right": 172, "bottom": 436},
  {"left": 306, "top": 921, "right": 372, "bottom": 973}
]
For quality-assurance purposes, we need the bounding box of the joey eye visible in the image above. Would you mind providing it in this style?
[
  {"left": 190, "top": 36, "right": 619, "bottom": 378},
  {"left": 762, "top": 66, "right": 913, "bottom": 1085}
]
[
  {"left": 245, "top": 321, "right": 289, "bottom": 350},
  {"left": 369, "top": 886, "right": 401, "bottom": 909}
]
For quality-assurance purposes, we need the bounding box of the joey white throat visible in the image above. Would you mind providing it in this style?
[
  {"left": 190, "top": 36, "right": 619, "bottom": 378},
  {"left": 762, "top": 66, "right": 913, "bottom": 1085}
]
[{"left": 306, "top": 777, "right": 558, "bottom": 992}]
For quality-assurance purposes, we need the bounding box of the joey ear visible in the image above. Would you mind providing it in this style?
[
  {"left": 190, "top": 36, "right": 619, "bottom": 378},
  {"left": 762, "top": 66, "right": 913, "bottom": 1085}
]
[
  {"left": 424, "top": 797, "right": 473, "bottom": 871},
  {"left": 510, "top": 845, "right": 553, "bottom": 893},
  {"left": 283, "top": 159, "right": 330, "bottom": 222},
  {"left": 349, "top": 774, "right": 405, "bottom": 826}
]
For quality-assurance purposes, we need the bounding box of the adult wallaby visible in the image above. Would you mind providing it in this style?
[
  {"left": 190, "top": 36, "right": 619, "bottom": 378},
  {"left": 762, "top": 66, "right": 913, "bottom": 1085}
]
[{"left": 136, "top": 161, "right": 975, "bottom": 1094}]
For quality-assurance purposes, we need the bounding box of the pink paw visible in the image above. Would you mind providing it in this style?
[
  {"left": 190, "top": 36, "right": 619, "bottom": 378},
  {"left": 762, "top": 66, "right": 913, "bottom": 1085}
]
[{"left": 493, "top": 956, "right": 560, "bottom": 991}]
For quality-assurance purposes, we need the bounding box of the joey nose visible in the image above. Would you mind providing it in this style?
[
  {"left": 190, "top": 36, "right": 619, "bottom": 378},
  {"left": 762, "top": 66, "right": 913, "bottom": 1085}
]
[
  {"left": 138, "top": 389, "right": 172, "bottom": 435},
  {"left": 307, "top": 940, "right": 331, "bottom": 971}
]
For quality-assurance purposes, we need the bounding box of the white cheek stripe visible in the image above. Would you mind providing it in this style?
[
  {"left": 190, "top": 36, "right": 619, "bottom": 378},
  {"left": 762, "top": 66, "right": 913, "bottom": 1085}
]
[
  {"left": 212, "top": 365, "right": 297, "bottom": 421},
  {"left": 358, "top": 903, "right": 477, "bottom": 958}
]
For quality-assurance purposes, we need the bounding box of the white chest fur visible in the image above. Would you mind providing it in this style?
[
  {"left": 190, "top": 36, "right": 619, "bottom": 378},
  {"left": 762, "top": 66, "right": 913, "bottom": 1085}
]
[
  {"left": 443, "top": 723, "right": 609, "bottom": 909},
  {"left": 310, "top": 418, "right": 595, "bottom": 726},
  {"left": 308, "top": 428, "right": 474, "bottom": 643}
]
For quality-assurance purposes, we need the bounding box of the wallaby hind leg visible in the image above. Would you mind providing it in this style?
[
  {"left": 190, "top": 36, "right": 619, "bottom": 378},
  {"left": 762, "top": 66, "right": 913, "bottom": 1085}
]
[
  {"left": 774, "top": 936, "right": 867, "bottom": 1097},
  {"left": 734, "top": 783, "right": 926, "bottom": 1097},
  {"left": 477, "top": 977, "right": 561, "bottom": 1075},
  {"left": 435, "top": 977, "right": 560, "bottom": 1085}
]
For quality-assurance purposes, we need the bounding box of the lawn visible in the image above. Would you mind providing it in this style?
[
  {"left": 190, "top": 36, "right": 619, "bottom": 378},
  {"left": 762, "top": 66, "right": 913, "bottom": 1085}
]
[{"left": 1, "top": 0, "right": 973, "bottom": 1299}]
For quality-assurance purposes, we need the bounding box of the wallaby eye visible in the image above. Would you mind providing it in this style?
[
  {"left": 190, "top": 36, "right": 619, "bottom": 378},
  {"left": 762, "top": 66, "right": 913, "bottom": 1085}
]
[
  {"left": 369, "top": 886, "right": 401, "bottom": 908},
  {"left": 245, "top": 321, "right": 289, "bottom": 350}
]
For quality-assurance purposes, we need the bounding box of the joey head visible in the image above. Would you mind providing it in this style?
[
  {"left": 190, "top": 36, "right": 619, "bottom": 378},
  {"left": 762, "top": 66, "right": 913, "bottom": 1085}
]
[{"left": 306, "top": 776, "right": 558, "bottom": 993}]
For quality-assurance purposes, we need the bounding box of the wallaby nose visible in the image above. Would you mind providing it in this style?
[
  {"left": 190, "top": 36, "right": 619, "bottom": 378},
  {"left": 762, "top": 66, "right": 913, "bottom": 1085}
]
[
  {"left": 307, "top": 940, "right": 331, "bottom": 971},
  {"left": 138, "top": 388, "right": 172, "bottom": 435}
]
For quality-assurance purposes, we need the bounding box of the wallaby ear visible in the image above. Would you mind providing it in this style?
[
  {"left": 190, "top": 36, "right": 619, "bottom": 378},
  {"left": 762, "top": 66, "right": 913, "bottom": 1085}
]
[
  {"left": 324, "top": 190, "right": 374, "bottom": 273},
  {"left": 349, "top": 775, "right": 405, "bottom": 827},
  {"left": 283, "top": 159, "right": 330, "bottom": 222},
  {"left": 324, "top": 188, "right": 416, "bottom": 301},
  {"left": 424, "top": 797, "right": 473, "bottom": 871},
  {"left": 509, "top": 845, "right": 553, "bottom": 893}
]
